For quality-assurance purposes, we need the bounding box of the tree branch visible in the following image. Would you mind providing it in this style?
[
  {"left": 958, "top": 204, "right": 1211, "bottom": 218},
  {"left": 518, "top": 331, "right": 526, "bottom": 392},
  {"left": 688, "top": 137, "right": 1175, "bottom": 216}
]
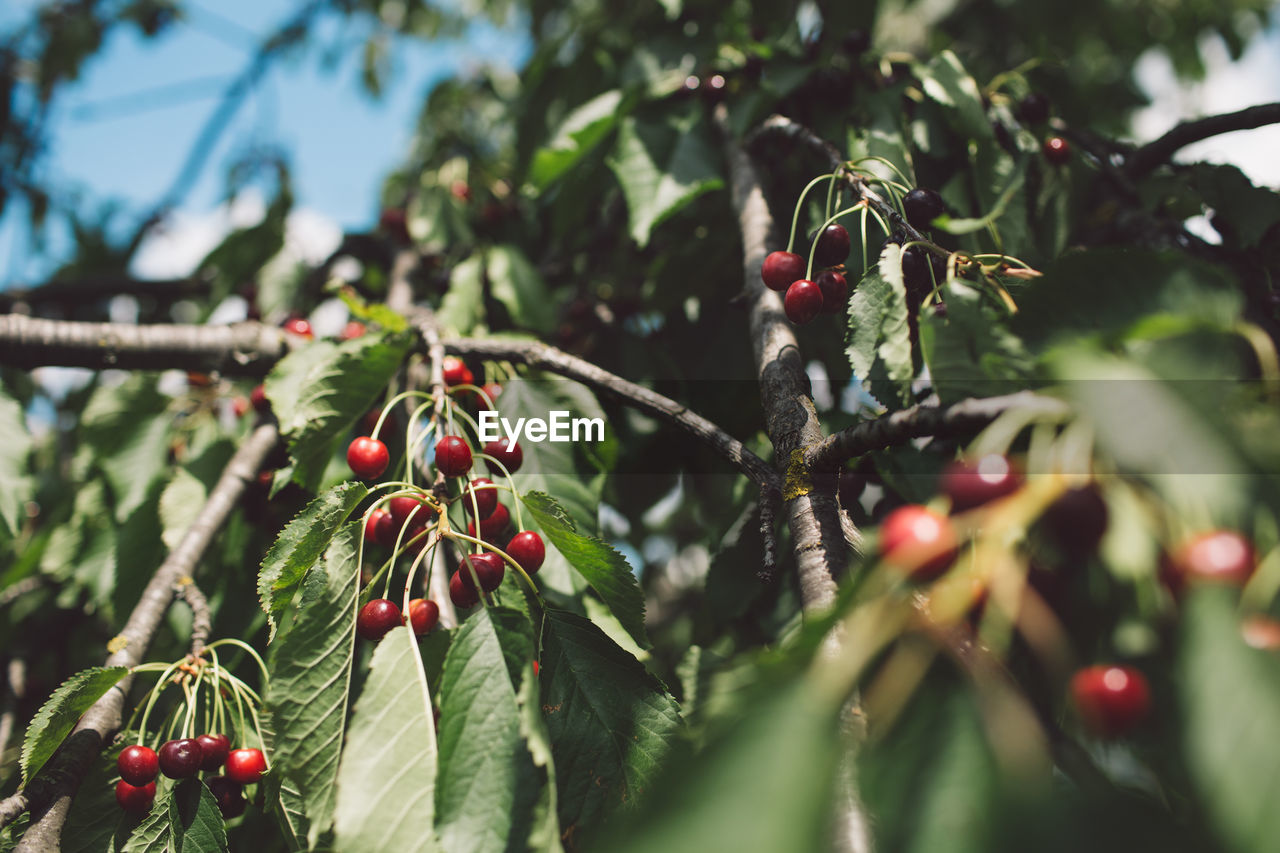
[
  {"left": 0, "top": 275, "right": 214, "bottom": 311},
  {"left": 0, "top": 314, "right": 289, "bottom": 376},
  {"left": 174, "top": 579, "right": 212, "bottom": 658},
  {"left": 806, "top": 392, "right": 1072, "bottom": 471},
  {"left": 441, "top": 336, "right": 782, "bottom": 494},
  {"left": 10, "top": 424, "right": 279, "bottom": 852},
  {"left": 1126, "top": 102, "right": 1280, "bottom": 178}
]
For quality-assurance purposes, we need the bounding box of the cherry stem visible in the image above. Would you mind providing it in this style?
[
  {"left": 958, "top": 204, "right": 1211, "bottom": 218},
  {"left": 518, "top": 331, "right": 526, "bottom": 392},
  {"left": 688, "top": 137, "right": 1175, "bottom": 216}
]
[
  {"left": 807, "top": 203, "right": 871, "bottom": 281},
  {"left": 448, "top": 382, "right": 498, "bottom": 412},
  {"left": 133, "top": 657, "right": 188, "bottom": 746},
  {"left": 403, "top": 399, "right": 439, "bottom": 489},
  {"left": 203, "top": 638, "right": 270, "bottom": 686},
  {"left": 400, "top": 532, "right": 439, "bottom": 615},
  {"left": 848, "top": 155, "right": 914, "bottom": 191},
  {"left": 785, "top": 172, "right": 839, "bottom": 255},
  {"left": 475, "top": 453, "right": 524, "bottom": 530},
  {"left": 449, "top": 531, "right": 541, "bottom": 601},
  {"left": 372, "top": 391, "right": 434, "bottom": 441}
]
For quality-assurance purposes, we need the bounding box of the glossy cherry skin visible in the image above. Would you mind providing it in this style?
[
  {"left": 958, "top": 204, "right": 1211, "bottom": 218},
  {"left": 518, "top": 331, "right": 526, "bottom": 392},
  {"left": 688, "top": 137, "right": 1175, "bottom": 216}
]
[
  {"left": 388, "top": 495, "right": 430, "bottom": 530},
  {"left": 282, "top": 317, "right": 314, "bottom": 339},
  {"left": 878, "top": 505, "right": 959, "bottom": 581},
  {"left": 205, "top": 776, "right": 246, "bottom": 819},
  {"left": 1168, "top": 530, "right": 1256, "bottom": 590},
  {"left": 784, "top": 279, "right": 824, "bottom": 324},
  {"left": 196, "top": 733, "right": 231, "bottom": 772},
  {"left": 506, "top": 531, "right": 546, "bottom": 576},
  {"left": 117, "top": 744, "right": 160, "bottom": 786},
  {"left": 225, "top": 748, "right": 267, "bottom": 785},
  {"left": 408, "top": 599, "right": 440, "bottom": 635},
  {"left": 483, "top": 438, "right": 524, "bottom": 475},
  {"left": 459, "top": 552, "right": 505, "bottom": 593},
  {"left": 158, "top": 738, "right": 204, "bottom": 779},
  {"left": 1043, "top": 136, "right": 1071, "bottom": 165},
  {"left": 761, "top": 251, "right": 806, "bottom": 292},
  {"left": 347, "top": 436, "right": 390, "bottom": 480},
  {"left": 365, "top": 508, "right": 394, "bottom": 547},
  {"left": 115, "top": 779, "right": 156, "bottom": 814},
  {"left": 340, "top": 320, "right": 366, "bottom": 340},
  {"left": 463, "top": 478, "right": 499, "bottom": 518},
  {"left": 435, "top": 436, "right": 473, "bottom": 477},
  {"left": 1071, "top": 665, "right": 1150, "bottom": 738},
  {"left": 903, "top": 188, "right": 945, "bottom": 231},
  {"left": 815, "top": 270, "right": 848, "bottom": 314},
  {"left": 442, "top": 356, "right": 474, "bottom": 387},
  {"left": 813, "top": 223, "right": 851, "bottom": 268},
  {"left": 357, "top": 599, "right": 403, "bottom": 642},
  {"left": 468, "top": 503, "right": 511, "bottom": 542},
  {"left": 940, "top": 455, "right": 1022, "bottom": 512},
  {"left": 449, "top": 570, "right": 480, "bottom": 608}
]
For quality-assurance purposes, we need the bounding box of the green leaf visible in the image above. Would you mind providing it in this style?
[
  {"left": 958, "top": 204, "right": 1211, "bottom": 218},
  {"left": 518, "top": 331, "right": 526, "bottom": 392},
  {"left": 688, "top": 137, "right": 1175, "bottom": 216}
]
[
  {"left": 337, "top": 289, "right": 409, "bottom": 333},
  {"left": 517, "top": 648, "right": 564, "bottom": 852},
  {"left": 158, "top": 468, "right": 206, "bottom": 551},
  {"left": 21, "top": 666, "right": 128, "bottom": 785},
  {"left": 264, "top": 330, "right": 411, "bottom": 492},
  {"left": 436, "top": 607, "right": 535, "bottom": 853},
  {"left": 78, "top": 376, "right": 172, "bottom": 522},
  {"left": 264, "top": 521, "right": 360, "bottom": 847},
  {"left": 602, "top": 675, "right": 832, "bottom": 853},
  {"left": 257, "top": 481, "right": 368, "bottom": 640},
  {"left": 0, "top": 385, "right": 33, "bottom": 537},
  {"left": 522, "top": 492, "right": 649, "bottom": 649},
  {"left": 487, "top": 245, "right": 557, "bottom": 334},
  {"left": 408, "top": 184, "right": 473, "bottom": 253},
  {"left": 333, "top": 626, "right": 440, "bottom": 853},
  {"left": 1181, "top": 589, "right": 1280, "bottom": 853},
  {"left": 436, "top": 255, "right": 486, "bottom": 336},
  {"left": 63, "top": 731, "right": 145, "bottom": 853},
  {"left": 607, "top": 108, "right": 724, "bottom": 248},
  {"left": 1187, "top": 163, "right": 1280, "bottom": 247},
  {"left": 541, "top": 609, "right": 681, "bottom": 834},
  {"left": 845, "top": 244, "right": 914, "bottom": 405},
  {"left": 919, "top": 279, "right": 1031, "bottom": 404},
  {"left": 916, "top": 50, "right": 991, "bottom": 141},
  {"left": 121, "top": 778, "right": 228, "bottom": 853},
  {"left": 530, "top": 90, "right": 627, "bottom": 190}
]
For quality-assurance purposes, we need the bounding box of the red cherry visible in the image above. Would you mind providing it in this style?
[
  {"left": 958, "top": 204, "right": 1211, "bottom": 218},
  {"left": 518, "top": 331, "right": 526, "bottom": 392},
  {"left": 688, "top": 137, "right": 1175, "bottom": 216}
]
[
  {"left": 388, "top": 495, "right": 431, "bottom": 530},
  {"left": 1070, "top": 665, "right": 1150, "bottom": 738},
  {"left": 365, "top": 509, "right": 394, "bottom": 547},
  {"left": 442, "top": 356, "right": 474, "bottom": 387},
  {"left": 206, "top": 776, "right": 246, "bottom": 819},
  {"left": 468, "top": 503, "right": 511, "bottom": 543},
  {"left": 224, "top": 748, "right": 267, "bottom": 785},
  {"left": 158, "top": 738, "right": 204, "bottom": 779},
  {"left": 347, "top": 436, "right": 390, "bottom": 480},
  {"left": 408, "top": 599, "right": 440, "bottom": 634},
  {"left": 449, "top": 180, "right": 471, "bottom": 202},
  {"left": 196, "top": 733, "right": 230, "bottom": 771},
  {"left": 231, "top": 396, "right": 250, "bottom": 419},
  {"left": 459, "top": 552, "right": 505, "bottom": 592},
  {"left": 250, "top": 384, "right": 270, "bottom": 414},
  {"left": 340, "top": 320, "right": 367, "bottom": 340},
  {"left": 940, "top": 455, "right": 1022, "bottom": 512},
  {"left": 879, "top": 505, "right": 959, "bottom": 581},
  {"left": 282, "top": 317, "right": 314, "bottom": 339},
  {"left": 532, "top": 660, "right": 540, "bottom": 677},
  {"left": 449, "top": 570, "right": 480, "bottom": 608},
  {"left": 1043, "top": 136, "right": 1071, "bottom": 165},
  {"left": 784, "top": 279, "right": 823, "bottom": 324},
  {"left": 463, "top": 478, "right": 499, "bottom": 518},
  {"left": 478, "top": 384, "right": 503, "bottom": 410},
  {"left": 813, "top": 223, "right": 851, "bottom": 268},
  {"left": 483, "top": 438, "right": 523, "bottom": 475},
  {"left": 761, "top": 251, "right": 806, "bottom": 291},
  {"left": 117, "top": 745, "right": 159, "bottom": 786},
  {"left": 358, "top": 599, "right": 403, "bottom": 642},
  {"left": 815, "top": 270, "right": 848, "bottom": 314},
  {"left": 1168, "top": 530, "right": 1256, "bottom": 589},
  {"left": 506, "top": 531, "right": 546, "bottom": 575},
  {"left": 115, "top": 779, "right": 156, "bottom": 814},
  {"left": 435, "top": 436, "right": 473, "bottom": 477}
]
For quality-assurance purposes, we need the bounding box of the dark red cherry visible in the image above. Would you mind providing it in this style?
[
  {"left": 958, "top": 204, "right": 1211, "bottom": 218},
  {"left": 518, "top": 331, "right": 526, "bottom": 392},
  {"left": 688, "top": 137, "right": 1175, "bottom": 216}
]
[
  {"left": 408, "top": 599, "right": 440, "bottom": 634},
  {"left": 196, "top": 733, "right": 230, "bottom": 771},
  {"left": 115, "top": 779, "right": 156, "bottom": 814},
  {"left": 347, "top": 436, "right": 390, "bottom": 480},
  {"left": 506, "top": 531, "right": 546, "bottom": 576},
  {"left": 449, "top": 570, "right": 480, "bottom": 609},
  {"left": 206, "top": 775, "right": 246, "bottom": 819},
  {"left": 357, "top": 599, "right": 403, "bottom": 642},
  {"left": 813, "top": 224, "right": 851, "bottom": 268},
  {"left": 1070, "top": 665, "right": 1150, "bottom": 738},
  {"left": 815, "top": 270, "right": 848, "bottom": 314},
  {"left": 784, "top": 279, "right": 823, "bottom": 324},
  {"left": 117, "top": 745, "right": 159, "bottom": 786},
  {"left": 460, "top": 552, "right": 505, "bottom": 593},
  {"left": 879, "top": 505, "right": 959, "bottom": 581},
  {"left": 224, "top": 748, "right": 266, "bottom": 785},
  {"left": 435, "top": 436, "right": 473, "bottom": 477},
  {"left": 158, "top": 738, "right": 204, "bottom": 779},
  {"left": 940, "top": 455, "right": 1022, "bottom": 512},
  {"left": 442, "top": 356, "right": 474, "bottom": 387},
  {"left": 468, "top": 503, "right": 511, "bottom": 542},
  {"left": 483, "top": 438, "right": 523, "bottom": 475},
  {"left": 463, "top": 478, "right": 499, "bottom": 518},
  {"left": 761, "top": 251, "right": 806, "bottom": 291}
]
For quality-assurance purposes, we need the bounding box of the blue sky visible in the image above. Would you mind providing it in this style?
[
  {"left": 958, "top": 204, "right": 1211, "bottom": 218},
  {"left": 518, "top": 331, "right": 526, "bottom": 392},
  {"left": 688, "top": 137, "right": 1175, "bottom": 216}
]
[{"left": 0, "top": 0, "right": 529, "bottom": 285}]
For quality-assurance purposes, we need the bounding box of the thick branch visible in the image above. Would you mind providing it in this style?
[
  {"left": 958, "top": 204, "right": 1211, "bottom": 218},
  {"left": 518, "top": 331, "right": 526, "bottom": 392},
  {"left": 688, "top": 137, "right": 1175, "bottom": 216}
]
[
  {"left": 723, "top": 111, "right": 851, "bottom": 615},
  {"left": 1126, "top": 102, "right": 1280, "bottom": 178},
  {"left": 807, "top": 392, "right": 1072, "bottom": 471},
  {"left": 0, "top": 276, "right": 213, "bottom": 311},
  {"left": 442, "top": 337, "right": 782, "bottom": 493},
  {"left": 12, "top": 424, "right": 278, "bottom": 852},
  {"left": 0, "top": 315, "right": 289, "bottom": 376}
]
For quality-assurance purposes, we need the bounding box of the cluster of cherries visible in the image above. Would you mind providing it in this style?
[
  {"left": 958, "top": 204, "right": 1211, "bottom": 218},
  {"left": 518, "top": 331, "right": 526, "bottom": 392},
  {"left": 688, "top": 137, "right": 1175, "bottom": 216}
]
[
  {"left": 115, "top": 735, "right": 267, "bottom": 818},
  {"left": 869, "top": 452, "right": 1260, "bottom": 739},
  {"left": 344, "top": 358, "right": 548, "bottom": 641},
  {"left": 1016, "top": 92, "right": 1072, "bottom": 166}
]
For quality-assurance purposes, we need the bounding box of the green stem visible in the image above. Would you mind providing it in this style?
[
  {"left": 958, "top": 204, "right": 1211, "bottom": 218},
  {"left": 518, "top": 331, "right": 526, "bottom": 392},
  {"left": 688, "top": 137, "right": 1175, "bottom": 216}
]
[
  {"left": 786, "top": 173, "right": 840, "bottom": 254},
  {"left": 476, "top": 453, "right": 524, "bottom": 531}
]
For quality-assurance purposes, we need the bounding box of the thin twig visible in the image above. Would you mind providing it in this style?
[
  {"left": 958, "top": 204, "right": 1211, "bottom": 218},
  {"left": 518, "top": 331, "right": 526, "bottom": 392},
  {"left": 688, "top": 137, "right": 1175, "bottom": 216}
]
[
  {"left": 10, "top": 424, "right": 278, "bottom": 851},
  {"left": 0, "top": 275, "right": 214, "bottom": 311},
  {"left": 1126, "top": 102, "right": 1280, "bottom": 178},
  {"left": 0, "top": 314, "right": 289, "bottom": 376},
  {"left": 174, "top": 580, "right": 212, "bottom": 658},
  {"left": 806, "top": 392, "right": 1072, "bottom": 471}
]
